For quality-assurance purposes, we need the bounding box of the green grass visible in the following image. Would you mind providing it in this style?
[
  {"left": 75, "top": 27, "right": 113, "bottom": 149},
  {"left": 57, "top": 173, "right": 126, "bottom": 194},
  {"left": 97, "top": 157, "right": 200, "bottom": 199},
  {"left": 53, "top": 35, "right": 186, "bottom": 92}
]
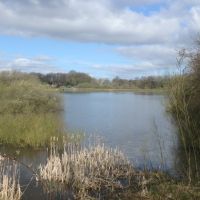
[
  {"left": 0, "top": 72, "right": 64, "bottom": 148},
  {"left": 0, "top": 113, "right": 64, "bottom": 148}
]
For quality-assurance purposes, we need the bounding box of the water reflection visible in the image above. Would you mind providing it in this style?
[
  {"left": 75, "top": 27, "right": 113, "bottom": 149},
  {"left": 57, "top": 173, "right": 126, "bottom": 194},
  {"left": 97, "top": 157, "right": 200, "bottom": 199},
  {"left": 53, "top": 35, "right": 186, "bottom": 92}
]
[
  {"left": 1, "top": 92, "right": 196, "bottom": 199},
  {"left": 63, "top": 92, "right": 178, "bottom": 172}
]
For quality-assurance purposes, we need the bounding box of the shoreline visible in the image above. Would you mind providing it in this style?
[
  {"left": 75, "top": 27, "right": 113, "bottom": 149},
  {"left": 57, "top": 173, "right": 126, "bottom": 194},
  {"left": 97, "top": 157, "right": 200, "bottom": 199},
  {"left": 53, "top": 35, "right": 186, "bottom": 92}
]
[{"left": 58, "top": 87, "right": 167, "bottom": 94}]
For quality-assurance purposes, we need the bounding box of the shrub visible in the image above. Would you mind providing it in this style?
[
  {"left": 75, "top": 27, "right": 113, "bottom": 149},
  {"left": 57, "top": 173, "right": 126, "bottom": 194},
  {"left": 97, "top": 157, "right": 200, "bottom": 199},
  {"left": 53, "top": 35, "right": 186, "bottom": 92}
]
[
  {"left": 0, "top": 72, "right": 60, "bottom": 114},
  {"left": 0, "top": 71, "right": 64, "bottom": 148},
  {"left": 168, "top": 41, "right": 200, "bottom": 181}
]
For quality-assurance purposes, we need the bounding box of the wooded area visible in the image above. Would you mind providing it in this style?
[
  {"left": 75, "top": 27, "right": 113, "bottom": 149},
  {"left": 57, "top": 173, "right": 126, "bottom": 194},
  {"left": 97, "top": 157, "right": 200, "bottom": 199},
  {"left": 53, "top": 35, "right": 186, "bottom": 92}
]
[{"left": 31, "top": 70, "right": 169, "bottom": 89}]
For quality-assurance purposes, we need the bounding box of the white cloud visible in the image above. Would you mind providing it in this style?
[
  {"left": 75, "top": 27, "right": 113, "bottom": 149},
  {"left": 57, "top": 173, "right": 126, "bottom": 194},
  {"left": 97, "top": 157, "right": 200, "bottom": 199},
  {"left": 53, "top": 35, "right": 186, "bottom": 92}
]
[
  {"left": 0, "top": 0, "right": 198, "bottom": 45},
  {"left": 116, "top": 45, "right": 177, "bottom": 69},
  {"left": 190, "top": 6, "right": 200, "bottom": 31},
  {"left": 91, "top": 61, "right": 173, "bottom": 78},
  {"left": 91, "top": 44, "right": 179, "bottom": 77},
  {"left": 0, "top": 56, "right": 61, "bottom": 74},
  {"left": 0, "top": 0, "right": 199, "bottom": 76}
]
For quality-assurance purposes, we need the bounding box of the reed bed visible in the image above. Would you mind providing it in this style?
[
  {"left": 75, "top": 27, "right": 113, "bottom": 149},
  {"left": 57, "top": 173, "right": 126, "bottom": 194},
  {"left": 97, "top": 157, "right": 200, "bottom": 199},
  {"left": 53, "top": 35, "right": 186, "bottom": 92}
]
[
  {"left": 39, "top": 137, "right": 134, "bottom": 199},
  {"left": 0, "top": 156, "right": 21, "bottom": 200},
  {"left": 0, "top": 71, "right": 64, "bottom": 148}
]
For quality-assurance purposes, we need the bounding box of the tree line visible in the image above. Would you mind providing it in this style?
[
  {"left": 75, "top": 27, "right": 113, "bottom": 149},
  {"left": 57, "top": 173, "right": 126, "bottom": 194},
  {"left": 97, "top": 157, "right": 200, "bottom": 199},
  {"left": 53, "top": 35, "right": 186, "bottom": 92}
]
[{"left": 31, "top": 70, "right": 169, "bottom": 89}]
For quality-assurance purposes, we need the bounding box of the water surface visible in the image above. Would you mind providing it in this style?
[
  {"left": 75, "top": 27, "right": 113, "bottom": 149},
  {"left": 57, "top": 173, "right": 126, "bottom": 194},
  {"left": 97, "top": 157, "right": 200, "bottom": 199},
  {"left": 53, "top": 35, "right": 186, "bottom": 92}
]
[
  {"left": 0, "top": 92, "right": 179, "bottom": 199},
  {"left": 63, "top": 92, "right": 178, "bottom": 172}
]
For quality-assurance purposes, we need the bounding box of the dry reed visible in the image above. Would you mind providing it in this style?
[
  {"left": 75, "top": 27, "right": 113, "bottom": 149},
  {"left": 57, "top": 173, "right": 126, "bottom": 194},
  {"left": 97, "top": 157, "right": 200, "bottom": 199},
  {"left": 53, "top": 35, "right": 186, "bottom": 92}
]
[
  {"left": 0, "top": 156, "right": 21, "bottom": 200},
  {"left": 39, "top": 137, "right": 134, "bottom": 198}
]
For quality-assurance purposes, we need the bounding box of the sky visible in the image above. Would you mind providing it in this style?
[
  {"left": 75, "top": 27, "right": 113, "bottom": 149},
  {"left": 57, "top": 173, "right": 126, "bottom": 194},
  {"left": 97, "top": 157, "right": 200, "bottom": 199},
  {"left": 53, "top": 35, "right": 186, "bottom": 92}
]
[{"left": 0, "top": 0, "right": 200, "bottom": 79}]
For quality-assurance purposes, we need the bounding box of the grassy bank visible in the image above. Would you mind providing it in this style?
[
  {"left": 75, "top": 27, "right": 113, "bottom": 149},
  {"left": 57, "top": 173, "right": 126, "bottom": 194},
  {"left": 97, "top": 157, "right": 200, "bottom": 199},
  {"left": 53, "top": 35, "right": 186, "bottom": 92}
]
[
  {"left": 59, "top": 86, "right": 166, "bottom": 94},
  {"left": 0, "top": 113, "right": 64, "bottom": 148},
  {"left": 0, "top": 72, "right": 64, "bottom": 148},
  {"left": 118, "top": 172, "right": 200, "bottom": 200}
]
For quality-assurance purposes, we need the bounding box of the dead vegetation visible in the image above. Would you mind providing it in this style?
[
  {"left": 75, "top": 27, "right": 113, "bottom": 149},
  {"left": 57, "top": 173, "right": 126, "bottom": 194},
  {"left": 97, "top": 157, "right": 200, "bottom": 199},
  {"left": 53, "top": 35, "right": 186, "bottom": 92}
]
[
  {"left": 39, "top": 137, "right": 135, "bottom": 199},
  {"left": 0, "top": 156, "right": 21, "bottom": 200}
]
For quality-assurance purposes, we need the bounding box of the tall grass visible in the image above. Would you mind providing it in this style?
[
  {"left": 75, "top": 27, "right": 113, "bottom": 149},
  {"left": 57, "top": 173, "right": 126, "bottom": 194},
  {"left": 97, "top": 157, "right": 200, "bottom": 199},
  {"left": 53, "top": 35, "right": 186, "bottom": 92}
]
[
  {"left": 0, "top": 71, "right": 64, "bottom": 148},
  {"left": 0, "top": 156, "right": 21, "bottom": 200},
  {"left": 38, "top": 138, "right": 200, "bottom": 199},
  {"left": 0, "top": 114, "right": 64, "bottom": 148},
  {"left": 39, "top": 137, "right": 134, "bottom": 199},
  {"left": 168, "top": 45, "right": 200, "bottom": 182}
]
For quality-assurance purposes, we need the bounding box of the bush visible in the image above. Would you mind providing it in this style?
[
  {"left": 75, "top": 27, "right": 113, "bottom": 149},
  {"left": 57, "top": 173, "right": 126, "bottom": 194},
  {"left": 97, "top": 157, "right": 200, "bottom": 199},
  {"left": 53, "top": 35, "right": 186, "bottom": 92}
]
[
  {"left": 169, "top": 46, "right": 200, "bottom": 149},
  {"left": 169, "top": 41, "right": 200, "bottom": 181},
  {"left": 0, "top": 71, "right": 64, "bottom": 148},
  {"left": 0, "top": 72, "right": 60, "bottom": 114}
]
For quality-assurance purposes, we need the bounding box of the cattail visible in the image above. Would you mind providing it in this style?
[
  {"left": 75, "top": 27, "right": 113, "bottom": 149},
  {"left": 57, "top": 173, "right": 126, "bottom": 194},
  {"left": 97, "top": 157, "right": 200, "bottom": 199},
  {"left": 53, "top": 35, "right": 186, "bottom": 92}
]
[
  {"left": 39, "top": 137, "right": 134, "bottom": 198},
  {"left": 0, "top": 156, "right": 21, "bottom": 200}
]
